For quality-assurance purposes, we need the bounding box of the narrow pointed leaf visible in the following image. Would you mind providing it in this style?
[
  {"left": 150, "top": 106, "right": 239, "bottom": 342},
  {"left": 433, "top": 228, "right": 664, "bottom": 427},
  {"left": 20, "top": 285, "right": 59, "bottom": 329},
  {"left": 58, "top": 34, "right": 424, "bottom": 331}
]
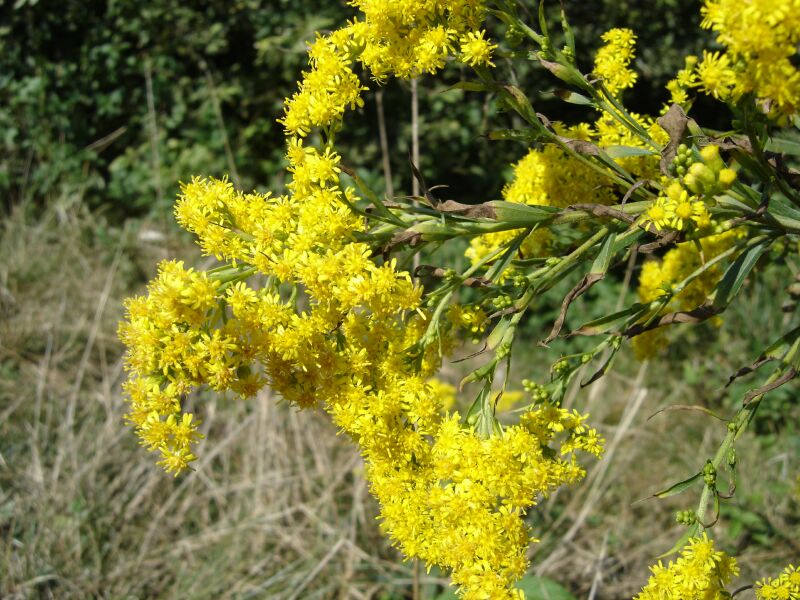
[
  {"left": 653, "top": 471, "right": 702, "bottom": 499},
  {"left": 713, "top": 238, "right": 772, "bottom": 310},
  {"left": 657, "top": 523, "right": 700, "bottom": 559}
]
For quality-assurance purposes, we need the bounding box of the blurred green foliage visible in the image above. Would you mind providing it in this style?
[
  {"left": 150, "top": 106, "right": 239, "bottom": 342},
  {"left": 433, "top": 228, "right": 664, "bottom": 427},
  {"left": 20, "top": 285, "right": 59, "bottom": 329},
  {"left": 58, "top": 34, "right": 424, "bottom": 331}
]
[
  {"left": 0, "top": 0, "right": 342, "bottom": 216},
  {"left": 2, "top": 0, "right": 713, "bottom": 219}
]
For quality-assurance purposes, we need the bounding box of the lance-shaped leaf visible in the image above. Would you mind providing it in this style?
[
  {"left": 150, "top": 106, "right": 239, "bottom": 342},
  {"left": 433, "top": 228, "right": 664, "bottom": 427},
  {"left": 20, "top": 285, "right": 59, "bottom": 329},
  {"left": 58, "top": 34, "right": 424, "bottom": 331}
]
[
  {"left": 766, "top": 136, "right": 800, "bottom": 156},
  {"left": 538, "top": 0, "right": 549, "bottom": 42},
  {"left": 553, "top": 88, "right": 593, "bottom": 106},
  {"left": 486, "top": 228, "right": 531, "bottom": 282},
  {"left": 570, "top": 303, "right": 649, "bottom": 337},
  {"left": 339, "top": 164, "right": 400, "bottom": 224},
  {"left": 503, "top": 85, "right": 541, "bottom": 127},
  {"left": 581, "top": 342, "right": 621, "bottom": 387},
  {"left": 446, "top": 81, "right": 489, "bottom": 93},
  {"left": 623, "top": 303, "right": 721, "bottom": 337},
  {"left": 488, "top": 201, "right": 560, "bottom": 225},
  {"left": 605, "top": 145, "right": 658, "bottom": 159},
  {"left": 657, "top": 523, "right": 700, "bottom": 559},
  {"left": 647, "top": 404, "right": 728, "bottom": 422},
  {"left": 744, "top": 367, "right": 798, "bottom": 405},
  {"left": 712, "top": 238, "right": 772, "bottom": 310},
  {"left": 487, "top": 314, "right": 516, "bottom": 351},
  {"left": 763, "top": 195, "right": 800, "bottom": 232},
  {"left": 652, "top": 471, "right": 703, "bottom": 499},
  {"left": 559, "top": 4, "right": 576, "bottom": 59}
]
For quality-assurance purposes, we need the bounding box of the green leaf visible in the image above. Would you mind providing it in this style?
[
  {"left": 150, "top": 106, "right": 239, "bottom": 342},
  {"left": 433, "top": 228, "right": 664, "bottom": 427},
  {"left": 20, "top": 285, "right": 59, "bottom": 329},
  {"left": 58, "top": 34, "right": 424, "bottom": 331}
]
[
  {"left": 604, "top": 145, "right": 658, "bottom": 159},
  {"left": 572, "top": 303, "right": 649, "bottom": 336},
  {"left": 763, "top": 325, "right": 800, "bottom": 363},
  {"left": 538, "top": 0, "right": 549, "bottom": 42},
  {"left": 764, "top": 195, "right": 800, "bottom": 232},
  {"left": 766, "top": 136, "right": 800, "bottom": 156},
  {"left": 652, "top": 471, "right": 702, "bottom": 499},
  {"left": 712, "top": 238, "right": 772, "bottom": 309},
  {"left": 657, "top": 523, "right": 700, "bottom": 559},
  {"left": 488, "top": 201, "right": 559, "bottom": 225},
  {"left": 446, "top": 81, "right": 488, "bottom": 92},
  {"left": 590, "top": 233, "right": 616, "bottom": 274},
  {"left": 503, "top": 85, "right": 541, "bottom": 127},
  {"left": 552, "top": 89, "right": 593, "bottom": 106},
  {"left": 559, "top": 6, "right": 576, "bottom": 59},
  {"left": 487, "top": 315, "right": 514, "bottom": 351},
  {"left": 518, "top": 576, "right": 577, "bottom": 600},
  {"left": 486, "top": 228, "right": 532, "bottom": 282}
]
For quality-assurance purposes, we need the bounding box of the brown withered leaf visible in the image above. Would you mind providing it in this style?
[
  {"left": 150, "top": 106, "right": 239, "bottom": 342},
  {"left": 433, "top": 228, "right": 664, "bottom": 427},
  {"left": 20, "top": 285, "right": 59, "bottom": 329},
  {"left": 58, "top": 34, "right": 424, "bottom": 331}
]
[
  {"left": 657, "top": 103, "right": 689, "bottom": 175},
  {"left": 568, "top": 203, "right": 635, "bottom": 224},
  {"left": 621, "top": 179, "right": 652, "bottom": 205},
  {"left": 638, "top": 230, "right": 681, "bottom": 253},
  {"left": 542, "top": 272, "right": 605, "bottom": 345},
  {"left": 436, "top": 199, "right": 497, "bottom": 219},
  {"left": 744, "top": 368, "right": 798, "bottom": 404},
  {"left": 710, "top": 134, "right": 753, "bottom": 154},
  {"left": 383, "top": 230, "right": 422, "bottom": 254},
  {"left": 536, "top": 111, "right": 602, "bottom": 156},
  {"left": 558, "top": 137, "right": 602, "bottom": 156},
  {"left": 725, "top": 355, "right": 773, "bottom": 388},
  {"left": 409, "top": 153, "right": 496, "bottom": 218}
]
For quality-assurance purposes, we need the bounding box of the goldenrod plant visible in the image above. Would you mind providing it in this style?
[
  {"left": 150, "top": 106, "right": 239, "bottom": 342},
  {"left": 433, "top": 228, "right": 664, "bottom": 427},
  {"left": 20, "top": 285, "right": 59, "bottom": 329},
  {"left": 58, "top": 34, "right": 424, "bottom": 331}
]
[{"left": 118, "top": 0, "right": 800, "bottom": 597}]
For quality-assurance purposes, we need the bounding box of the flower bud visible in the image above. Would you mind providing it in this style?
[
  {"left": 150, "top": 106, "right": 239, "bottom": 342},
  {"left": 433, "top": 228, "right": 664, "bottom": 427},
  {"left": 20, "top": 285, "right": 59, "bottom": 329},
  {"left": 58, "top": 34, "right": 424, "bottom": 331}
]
[
  {"left": 700, "top": 144, "right": 724, "bottom": 174},
  {"left": 666, "top": 181, "right": 687, "bottom": 203},
  {"left": 685, "top": 163, "right": 716, "bottom": 194},
  {"left": 717, "top": 168, "right": 737, "bottom": 189}
]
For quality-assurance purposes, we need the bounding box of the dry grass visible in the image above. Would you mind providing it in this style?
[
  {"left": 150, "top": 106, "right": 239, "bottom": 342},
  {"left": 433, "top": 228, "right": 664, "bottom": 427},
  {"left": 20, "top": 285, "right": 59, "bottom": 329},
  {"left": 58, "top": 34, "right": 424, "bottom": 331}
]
[
  {"left": 0, "top": 203, "right": 408, "bottom": 599},
  {"left": 0, "top": 201, "right": 796, "bottom": 599}
]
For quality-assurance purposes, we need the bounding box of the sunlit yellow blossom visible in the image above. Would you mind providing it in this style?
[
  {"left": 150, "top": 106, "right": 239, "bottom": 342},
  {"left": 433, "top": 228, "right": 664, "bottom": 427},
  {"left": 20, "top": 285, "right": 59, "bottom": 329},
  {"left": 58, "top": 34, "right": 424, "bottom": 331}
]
[
  {"left": 755, "top": 564, "right": 800, "bottom": 600},
  {"left": 459, "top": 30, "right": 497, "bottom": 67},
  {"left": 640, "top": 197, "right": 670, "bottom": 231},
  {"left": 696, "top": 50, "right": 738, "bottom": 100},
  {"left": 120, "top": 2, "right": 604, "bottom": 597},
  {"left": 593, "top": 28, "right": 638, "bottom": 96},
  {"left": 635, "top": 534, "right": 739, "bottom": 600},
  {"left": 700, "top": 0, "right": 800, "bottom": 118}
]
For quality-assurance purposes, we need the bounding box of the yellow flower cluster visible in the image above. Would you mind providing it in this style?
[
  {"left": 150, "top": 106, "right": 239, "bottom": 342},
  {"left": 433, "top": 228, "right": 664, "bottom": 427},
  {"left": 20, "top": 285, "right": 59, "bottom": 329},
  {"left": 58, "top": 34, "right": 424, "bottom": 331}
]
[
  {"left": 449, "top": 304, "right": 489, "bottom": 335},
  {"left": 638, "top": 228, "right": 740, "bottom": 309},
  {"left": 699, "top": 0, "right": 800, "bottom": 119},
  {"left": 467, "top": 31, "right": 668, "bottom": 268},
  {"left": 641, "top": 181, "right": 709, "bottom": 233},
  {"left": 281, "top": 0, "right": 492, "bottom": 137},
  {"left": 633, "top": 226, "right": 741, "bottom": 358},
  {"left": 370, "top": 407, "right": 602, "bottom": 599},
  {"left": 641, "top": 145, "right": 736, "bottom": 233},
  {"left": 755, "top": 564, "right": 800, "bottom": 600},
  {"left": 634, "top": 534, "right": 739, "bottom": 600},
  {"left": 467, "top": 124, "right": 614, "bottom": 266},
  {"left": 666, "top": 55, "right": 700, "bottom": 107},
  {"left": 593, "top": 28, "right": 639, "bottom": 96},
  {"left": 118, "top": 2, "right": 608, "bottom": 597}
]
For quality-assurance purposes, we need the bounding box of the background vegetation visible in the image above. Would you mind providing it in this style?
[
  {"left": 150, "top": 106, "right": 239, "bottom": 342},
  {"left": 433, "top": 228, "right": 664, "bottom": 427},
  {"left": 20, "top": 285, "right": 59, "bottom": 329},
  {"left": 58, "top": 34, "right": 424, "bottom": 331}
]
[{"left": 1, "top": 0, "right": 797, "bottom": 598}]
